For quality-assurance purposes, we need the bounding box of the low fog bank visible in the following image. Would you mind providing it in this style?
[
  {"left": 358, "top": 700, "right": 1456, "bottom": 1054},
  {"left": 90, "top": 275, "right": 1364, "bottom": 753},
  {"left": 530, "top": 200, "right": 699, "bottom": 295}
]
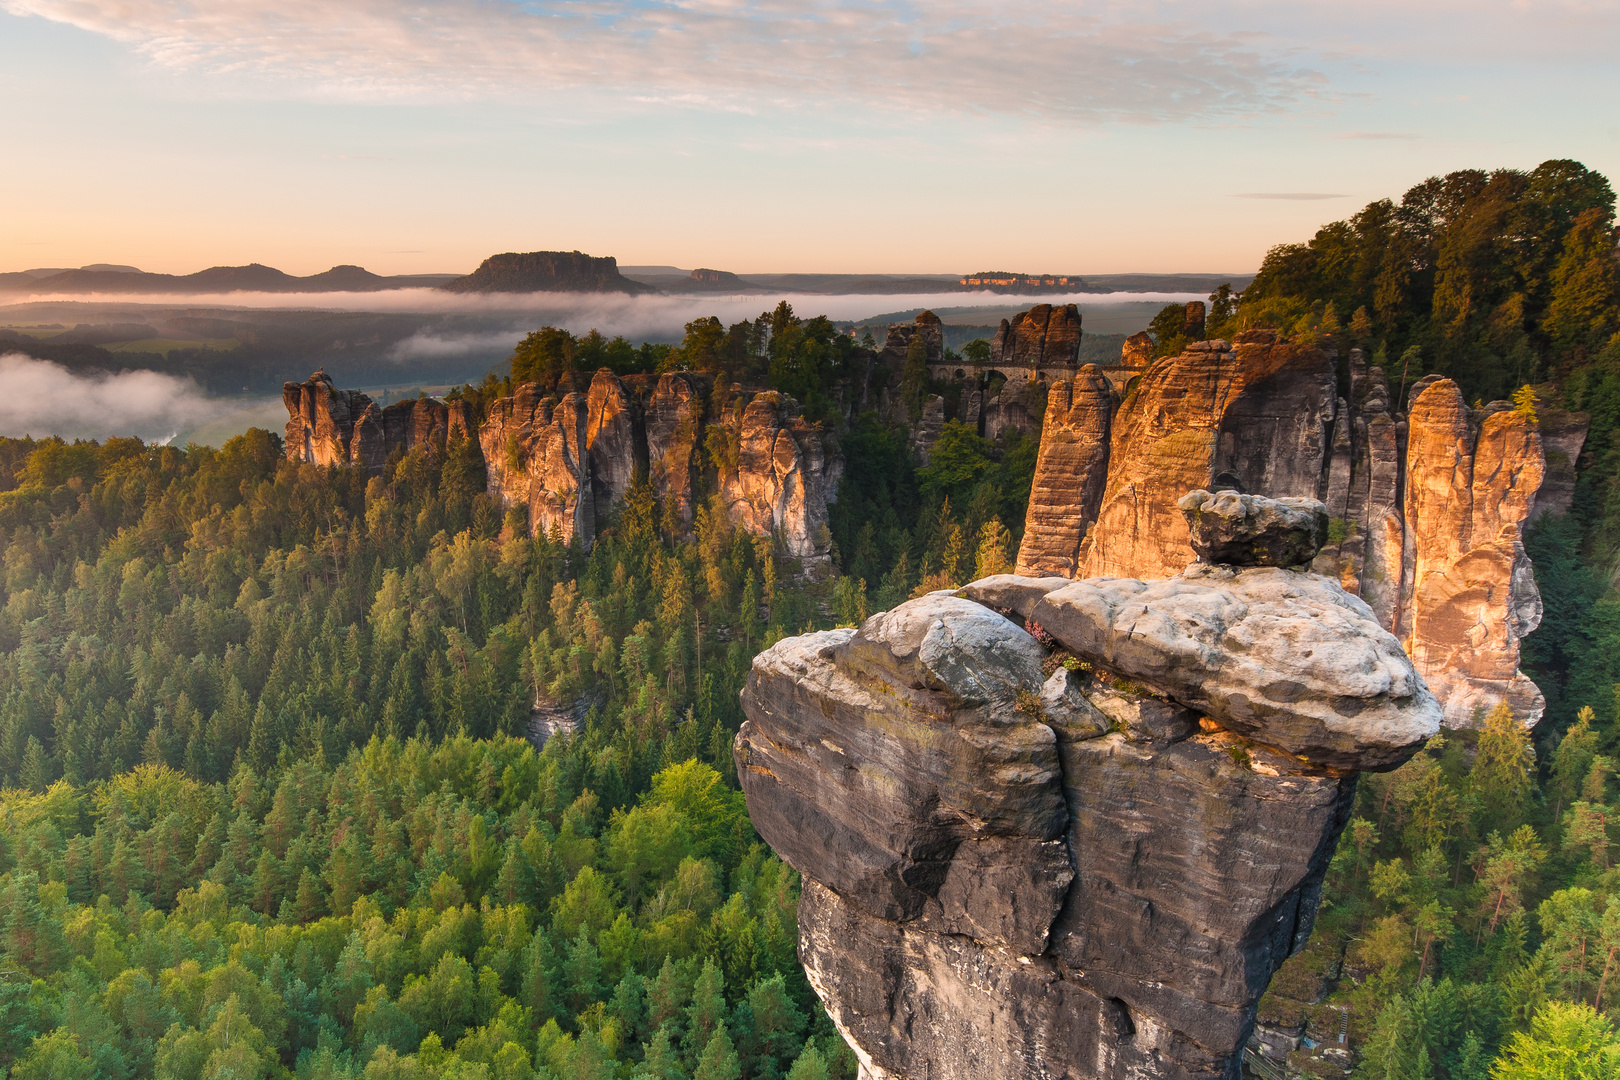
[
  {"left": 0, "top": 353, "right": 278, "bottom": 444},
  {"left": 6, "top": 287, "right": 1206, "bottom": 332}
]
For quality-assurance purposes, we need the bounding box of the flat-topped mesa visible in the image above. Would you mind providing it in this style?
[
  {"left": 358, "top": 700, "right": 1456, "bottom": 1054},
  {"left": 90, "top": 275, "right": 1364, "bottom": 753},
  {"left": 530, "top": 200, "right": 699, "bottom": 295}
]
[
  {"left": 282, "top": 371, "right": 466, "bottom": 472},
  {"left": 737, "top": 496, "right": 1439, "bottom": 1080},
  {"left": 1014, "top": 335, "right": 1586, "bottom": 729}
]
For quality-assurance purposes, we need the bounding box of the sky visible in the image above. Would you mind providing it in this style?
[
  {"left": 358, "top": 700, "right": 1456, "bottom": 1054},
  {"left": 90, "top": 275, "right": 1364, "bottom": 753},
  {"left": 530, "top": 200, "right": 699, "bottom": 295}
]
[{"left": 2, "top": 0, "right": 1617, "bottom": 277}]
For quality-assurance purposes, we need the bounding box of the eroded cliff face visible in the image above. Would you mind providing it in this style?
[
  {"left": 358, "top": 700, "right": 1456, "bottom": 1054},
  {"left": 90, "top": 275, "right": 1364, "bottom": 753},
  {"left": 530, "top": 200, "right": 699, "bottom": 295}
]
[
  {"left": 1401, "top": 381, "right": 1547, "bottom": 725},
  {"left": 479, "top": 384, "right": 594, "bottom": 544},
  {"left": 991, "top": 303, "right": 1084, "bottom": 369},
  {"left": 1015, "top": 366, "right": 1114, "bottom": 577},
  {"left": 717, "top": 390, "right": 842, "bottom": 564},
  {"left": 739, "top": 495, "right": 1439, "bottom": 1080},
  {"left": 1015, "top": 337, "right": 1587, "bottom": 728},
  {"left": 287, "top": 369, "right": 841, "bottom": 561},
  {"left": 282, "top": 370, "right": 457, "bottom": 471},
  {"left": 1077, "top": 333, "right": 1333, "bottom": 582}
]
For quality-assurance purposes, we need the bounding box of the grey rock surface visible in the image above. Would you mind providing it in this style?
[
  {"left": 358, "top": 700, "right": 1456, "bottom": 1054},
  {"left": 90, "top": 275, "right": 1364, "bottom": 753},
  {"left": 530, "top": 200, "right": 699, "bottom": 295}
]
[
  {"left": 1178, "top": 489, "right": 1329, "bottom": 568},
  {"left": 738, "top": 562, "right": 1439, "bottom": 1080}
]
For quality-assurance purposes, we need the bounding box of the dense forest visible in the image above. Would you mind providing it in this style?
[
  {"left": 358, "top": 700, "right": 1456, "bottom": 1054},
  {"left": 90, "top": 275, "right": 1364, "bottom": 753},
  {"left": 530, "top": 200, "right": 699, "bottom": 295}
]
[
  {"left": 0, "top": 297, "right": 1037, "bottom": 1077},
  {"left": 0, "top": 158, "right": 1618, "bottom": 1079}
]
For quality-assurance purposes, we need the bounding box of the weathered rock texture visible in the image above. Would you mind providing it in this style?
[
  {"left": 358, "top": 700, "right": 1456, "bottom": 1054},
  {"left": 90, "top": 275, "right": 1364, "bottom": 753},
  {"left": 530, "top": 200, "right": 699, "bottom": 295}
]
[
  {"left": 287, "top": 369, "right": 840, "bottom": 562},
  {"left": 718, "top": 391, "right": 843, "bottom": 564},
  {"left": 1015, "top": 337, "right": 1587, "bottom": 729},
  {"left": 282, "top": 370, "right": 452, "bottom": 471},
  {"left": 1015, "top": 366, "right": 1115, "bottom": 577},
  {"left": 1400, "top": 381, "right": 1547, "bottom": 726},
  {"left": 738, "top": 512, "right": 1439, "bottom": 1080},
  {"left": 991, "top": 303, "right": 1083, "bottom": 369},
  {"left": 1178, "top": 489, "right": 1328, "bottom": 570}
]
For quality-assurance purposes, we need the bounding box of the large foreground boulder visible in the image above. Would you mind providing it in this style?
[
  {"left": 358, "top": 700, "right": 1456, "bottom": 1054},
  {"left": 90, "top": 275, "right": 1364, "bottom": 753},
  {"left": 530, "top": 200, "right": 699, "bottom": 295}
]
[{"left": 737, "top": 495, "right": 1439, "bottom": 1080}]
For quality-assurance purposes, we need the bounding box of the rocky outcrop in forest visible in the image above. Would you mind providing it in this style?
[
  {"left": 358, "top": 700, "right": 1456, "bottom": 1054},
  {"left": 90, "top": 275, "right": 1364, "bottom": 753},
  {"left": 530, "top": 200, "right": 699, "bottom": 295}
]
[
  {"left": 737, "top": 494, "right": 1439, "bottom": 1080},
  {"left": 285, "top": 369, "right": 840, "bottom": 563},
  {"left": 282, "top": 370, "right": 470, "bottom": 471},
  {"left": 478, "top": 372, "right": 839, "bottom": 560},
  {"left": 1015, "top": 336, "right": 1585, "bottom": 728}
]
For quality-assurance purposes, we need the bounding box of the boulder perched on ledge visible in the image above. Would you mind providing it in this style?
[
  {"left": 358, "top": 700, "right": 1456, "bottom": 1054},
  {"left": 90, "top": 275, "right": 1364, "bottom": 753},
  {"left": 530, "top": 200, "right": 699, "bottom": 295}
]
[
  {"left": 1178, "top": 488, "right": 1329, "bottom": 569},
  {"left": 737, "top": 514, "right": 1440, "bottom": 1080}
]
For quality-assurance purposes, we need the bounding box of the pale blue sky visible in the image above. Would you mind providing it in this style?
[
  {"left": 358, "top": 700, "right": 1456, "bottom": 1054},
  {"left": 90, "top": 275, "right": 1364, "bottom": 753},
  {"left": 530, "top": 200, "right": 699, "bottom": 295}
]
[{"left": 2, "top": 0, "right": 1616, "bottom": 276}]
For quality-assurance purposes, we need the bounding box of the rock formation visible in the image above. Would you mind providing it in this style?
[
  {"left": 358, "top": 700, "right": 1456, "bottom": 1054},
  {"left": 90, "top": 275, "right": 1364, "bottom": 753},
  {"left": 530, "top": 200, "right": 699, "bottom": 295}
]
[
  {"left": 990, "top": 303, "right": 1083, "bottom": 369},
  {"left": 1178, "top": 489, "right": 1328, "bottom": 570},
  {"left": 877, "top": 311, "right": 945, "bottom": 376},
  {"left": 738, "top": 493, "right": 1439, "bottom": 1080},
  {"left": 1121, "top": 332, "right": 1155, "bottom": 370},
  {"left": 440, "top": 250, "right": 650, "bottom": 294},
  {"left": 286, "top": 368, "right": 841, "bottom": 562},
  {"left": 479, "top": 384, "right": 595, "bottom": 544},
  {"left": 646, "top": 372, "right": 711, "bottom": 531},
  {"left": 1015, "top": 367, "right": 1114, "bottom": 577},
  {"left": 1400, "top": 382, "right": 1546, "bottom": 726},
  {"left": 282, "top": 370, "right": 457, "bottom": 471},
  {"left": 717, "top": 390, "right": 843, "bottom": 564},
  {"left": 1078, "top": 334, "right": 1333, "bottom": 582},
  {"left": 1014, "top": 336, "right": 1585, "bottom": 728}
]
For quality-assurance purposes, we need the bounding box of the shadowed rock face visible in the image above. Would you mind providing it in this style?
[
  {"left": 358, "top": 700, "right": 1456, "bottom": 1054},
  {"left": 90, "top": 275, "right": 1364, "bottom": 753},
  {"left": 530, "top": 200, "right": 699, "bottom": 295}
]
[
  {"left": 738, "top": 501, "right": 1438, "bottom": 1080},
  {"left": 1178, "top": 489, "right": 1328, "bottom": 569},
  {"left": 1015, "top": 339, "right": 1586, "bottom": 729}
]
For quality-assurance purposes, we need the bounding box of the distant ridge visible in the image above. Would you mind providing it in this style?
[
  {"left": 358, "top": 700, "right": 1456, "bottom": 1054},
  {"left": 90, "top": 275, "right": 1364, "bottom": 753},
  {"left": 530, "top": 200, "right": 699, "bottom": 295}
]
[
  {"left": 440, "top": 251, "right": 651, "bottom": 294},
  {"left": 0, "top": 263, "right": 462, "bottom": 294}
]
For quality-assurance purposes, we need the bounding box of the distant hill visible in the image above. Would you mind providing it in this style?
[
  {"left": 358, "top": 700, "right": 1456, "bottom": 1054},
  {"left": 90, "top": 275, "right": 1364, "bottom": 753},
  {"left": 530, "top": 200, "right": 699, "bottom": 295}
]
[
  {"left": 441, "top": 251, "right": 651, "bottom": 294},
  {"left": 0, "top": 263, "right": 462, "bottom": 294}
]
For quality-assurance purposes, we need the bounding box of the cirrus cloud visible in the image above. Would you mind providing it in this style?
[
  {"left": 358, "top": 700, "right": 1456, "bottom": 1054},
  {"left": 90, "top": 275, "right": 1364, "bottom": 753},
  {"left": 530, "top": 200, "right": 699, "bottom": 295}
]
[{"left": 0, "top": 0, "right": 1326, "bottom": 123}]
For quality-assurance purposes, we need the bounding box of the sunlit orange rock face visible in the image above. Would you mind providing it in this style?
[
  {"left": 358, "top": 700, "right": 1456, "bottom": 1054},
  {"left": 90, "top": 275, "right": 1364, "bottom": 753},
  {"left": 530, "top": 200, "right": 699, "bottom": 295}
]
[
  {"left": 289, "top": 368, "right": 840, "bottom": 565},
  {"left": 282, "top": 370, "right": 450, "bottom": 472},
  {"left": 1016, "top": 337, "right": 1584, "bottom": 728}
]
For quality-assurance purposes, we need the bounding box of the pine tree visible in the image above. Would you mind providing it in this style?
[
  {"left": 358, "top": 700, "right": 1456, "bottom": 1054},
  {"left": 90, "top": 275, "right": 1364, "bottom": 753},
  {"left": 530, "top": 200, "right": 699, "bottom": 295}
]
[
  {"left": 683, "top": 959, "right": 727, "bottom": 1063},
  {"left": 785, "top": 1044, "right": 830, "bottom": 1080},
  {"left": 1551, "top": 707, "right": 1600, "bottom": 822},
  {"left": 692, "top": 1024, "right": 741, "bottom": 1080},
  {"left": 973, "top": 518, "right": 1014, "bottom": 579},
  {"left": 636, "top": 1026, "right": 688, "bottom": 1080},
  {"left": 1470, "top": 703, "right": 1534, "bottom": 829}
]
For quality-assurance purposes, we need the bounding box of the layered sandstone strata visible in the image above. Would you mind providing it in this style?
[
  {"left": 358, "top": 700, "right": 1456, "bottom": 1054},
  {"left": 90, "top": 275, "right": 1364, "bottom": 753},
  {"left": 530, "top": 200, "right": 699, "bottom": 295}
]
[
  {"left": 738, "top": 496, "right": 1438, "bottom": 1080},
  {"left": 1401, "top": 381, "right": 1546, "bottom": 725},
  {"left": 1014, "top": 366, "right": 1114, "bottom": 576}
]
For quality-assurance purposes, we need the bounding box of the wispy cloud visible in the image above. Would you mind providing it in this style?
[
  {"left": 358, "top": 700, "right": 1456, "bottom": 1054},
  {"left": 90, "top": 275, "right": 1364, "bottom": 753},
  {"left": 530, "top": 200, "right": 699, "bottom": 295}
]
[
  {"left": 0, "top": 0, "right": 1323, "bottom": 123},
  {"left": 1231, "top": 192, "right": 1349, "bottom": 200}
]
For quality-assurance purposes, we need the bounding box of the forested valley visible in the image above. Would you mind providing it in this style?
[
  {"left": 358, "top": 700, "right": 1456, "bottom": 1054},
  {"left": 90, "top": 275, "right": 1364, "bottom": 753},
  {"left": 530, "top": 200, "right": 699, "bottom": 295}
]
[
  {"left": 0, "top": 158, "right": 1619, "bottom": 1080},
  {"left": 0, "top": 298, "right": 1038, "bottom": 1080}
]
